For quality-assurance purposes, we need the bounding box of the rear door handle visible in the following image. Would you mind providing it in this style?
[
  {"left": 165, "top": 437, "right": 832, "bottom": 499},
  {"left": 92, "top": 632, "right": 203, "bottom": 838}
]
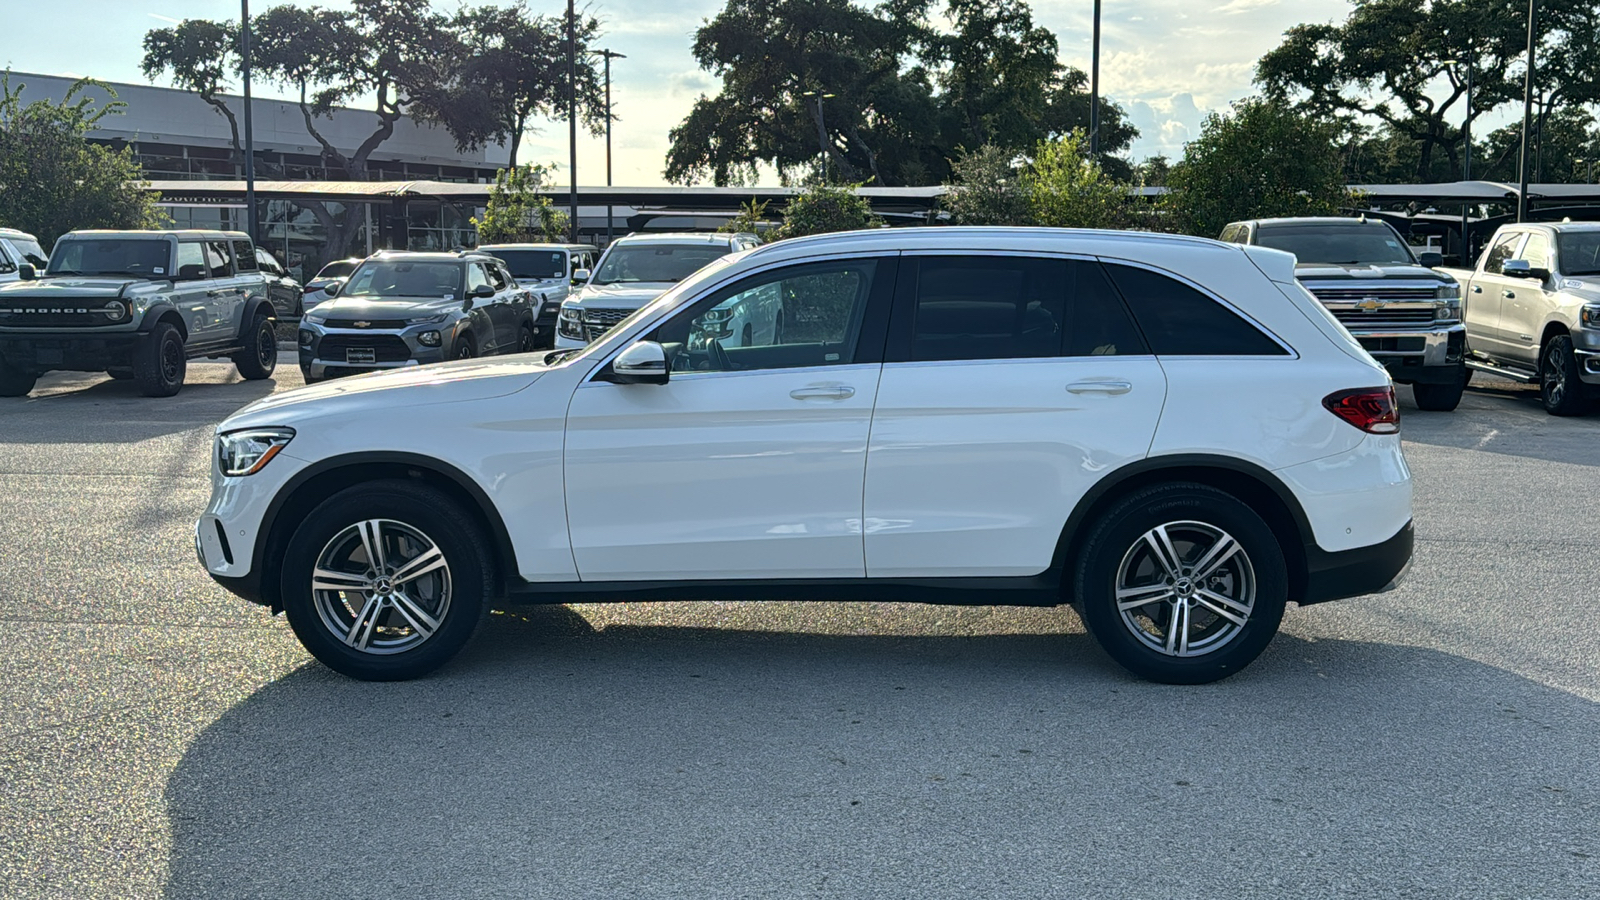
[
  {"left": 1067, "top": 381, "right": 1133, "bottom": 395},
  {"left": 1471, "top": 285, "right": 1482, "bottom": 293},
  {"left": 1502, "top": 290, "right": 1516, "bottom": 299},
  {"left": 790, "top": 386, "right": 855, "bottom": 401}
]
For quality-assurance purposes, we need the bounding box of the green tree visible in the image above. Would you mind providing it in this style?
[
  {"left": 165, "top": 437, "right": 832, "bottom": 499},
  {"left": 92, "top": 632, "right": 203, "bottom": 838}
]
[
  {"left": 141, "top": 19, "right": 246, "bottom": 169},
  {"left": 1164, "top": 98, "right": 1350, "bottom": 237},
  {"left": 771, "top": 183, "right": 884, "bottom": 240},
  {"left": 470, "top": 164, "right": 567, "bottom": 243},
  {"left": 1477, "top": 107, "right": 1600, "bottom": 184},
  {"left": 941, "top": 144, "right": 1031, "bottom": 225},
  {"left": 0, "top": 74, "right": 167, "bottom": 245},
  {"left": 718, "top": 199, "right": 773, "bottom": 237},
  {"left": 1023, "top": 130, "right": 1128, "bottom": 230}
]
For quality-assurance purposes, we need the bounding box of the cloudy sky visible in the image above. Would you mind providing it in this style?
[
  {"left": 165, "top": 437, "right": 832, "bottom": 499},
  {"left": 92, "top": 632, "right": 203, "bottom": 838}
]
[{"left": 4, "top": 0, "right": 1354, "bottom": 184}]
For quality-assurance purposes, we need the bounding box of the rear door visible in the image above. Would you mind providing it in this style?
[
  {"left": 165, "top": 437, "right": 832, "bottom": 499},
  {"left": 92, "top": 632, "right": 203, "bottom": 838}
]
[{"left": 862, "top": 254, "right": 1167, "bottom": 577}]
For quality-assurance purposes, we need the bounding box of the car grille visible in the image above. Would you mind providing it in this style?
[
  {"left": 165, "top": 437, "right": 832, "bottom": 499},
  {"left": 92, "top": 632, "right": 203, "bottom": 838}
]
[
  {"left": 0, "top": 298, "right": 133, "bottom": 328},
  {"left": 1328, "top": 308, "right": 1439, "bottom": 329},
  {"left": 1305, "top": 286, "right": 1439, "bottom": 304},
  {"left": 581, "top": 307, "right": 632, "bottom": 341},
  {"left": 323, "top": 318, "right": 408, "bottom": 329},
  {"left": 317, "top": 334, "right": 411, "bottom": 363}
]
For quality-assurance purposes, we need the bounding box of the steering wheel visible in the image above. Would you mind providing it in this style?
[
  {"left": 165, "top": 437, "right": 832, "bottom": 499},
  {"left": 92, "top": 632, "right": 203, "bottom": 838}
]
[{"left": 706, "top": 338, "right": 732, "bottom": 371}]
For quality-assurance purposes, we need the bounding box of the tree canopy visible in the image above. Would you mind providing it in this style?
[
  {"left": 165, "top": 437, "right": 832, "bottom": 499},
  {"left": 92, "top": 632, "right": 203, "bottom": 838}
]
[
  {"left": 0, "top": 74, "right": 167, "bottom": 246},
  {"left": 665, "top": 0, "right": 1136, "bottom": 186}
]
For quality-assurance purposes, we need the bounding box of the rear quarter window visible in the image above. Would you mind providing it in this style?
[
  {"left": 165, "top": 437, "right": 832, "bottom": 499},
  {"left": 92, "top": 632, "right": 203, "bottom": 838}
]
[{"left": 1102, "top": 261, "right": 1287, "bottom": 356}]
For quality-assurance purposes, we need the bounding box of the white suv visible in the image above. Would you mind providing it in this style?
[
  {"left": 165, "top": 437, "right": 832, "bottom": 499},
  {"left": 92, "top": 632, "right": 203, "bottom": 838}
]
[{"left": 198, "top": 227, "right": 1413, "bottom": 684}]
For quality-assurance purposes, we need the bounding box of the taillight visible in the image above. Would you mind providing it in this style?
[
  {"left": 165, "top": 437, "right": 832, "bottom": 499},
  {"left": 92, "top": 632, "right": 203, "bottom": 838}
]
[{"left": 1324, "top": 386, "right": 1399, "bottom": 434}]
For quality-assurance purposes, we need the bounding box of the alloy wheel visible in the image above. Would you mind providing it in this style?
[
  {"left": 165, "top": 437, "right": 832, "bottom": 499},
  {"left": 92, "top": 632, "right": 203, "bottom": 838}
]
[
  {"left": 1114, "top": 520, "right": 1256, "bottom": 657},
  {"left": 1544, "top": 344, "right": 1567, "bottom": 407},
  {"left": 310, "top": 518, "right": 453, "bottom": 655}
]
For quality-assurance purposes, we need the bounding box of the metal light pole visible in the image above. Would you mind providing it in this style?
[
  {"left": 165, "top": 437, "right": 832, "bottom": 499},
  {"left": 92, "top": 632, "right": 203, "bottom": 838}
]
[
  {"left": 1517, "top": 0, "right": 1538, "bottom": 223},
  {"left": 1461, "top": 46, "right": 1472, "bottom": 262},
  {"left": 802, "top": 90, "right": 834, "bottom": 182},
  {"left": 1089, "top": 0, "right": 1102, "bottom": 155},
  {"left": 566, "top": 0, "right": 578, "bottom": 242},
  {"left": 594, "top": 49, "right": 626, "bottom": 246},
  {"left": 240, "top": 0, "right": 258, "bottom": 241}
]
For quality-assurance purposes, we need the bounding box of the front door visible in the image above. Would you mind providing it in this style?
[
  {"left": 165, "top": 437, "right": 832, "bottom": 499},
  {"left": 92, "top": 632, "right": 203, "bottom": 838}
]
[
  {"left": 563, "top": 256, "right": 896, "bottom": 581},
  {"left": 863, "top": 255, "right": 1167, "bottom": 577},
  {"left": 1465, "top": 230, "right": 1526, "bottom": 357}
]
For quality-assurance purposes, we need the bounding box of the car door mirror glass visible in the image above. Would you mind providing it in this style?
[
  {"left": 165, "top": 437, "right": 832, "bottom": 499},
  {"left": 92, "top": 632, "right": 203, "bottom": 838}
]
[
  {"left": 1501, "top": 259, "right": 1548, "bottom": 280},
  {"left": 472, "top": 283, "right": 495, "bottom": 298},
  {"left": 572, "top": 268, "right": 591, "bottom": 284},
  {"left": 324, "top": 282, "right": 340, "bottom": 297},
  {"left": 18, "top": 263, "right": 35, "bottom": 281},
  {"left": 609, "top": 340, "right": 669, "bottom": 384},
  {"left": 1418, "top": 251, "right": 1443, "bottom": 268}
]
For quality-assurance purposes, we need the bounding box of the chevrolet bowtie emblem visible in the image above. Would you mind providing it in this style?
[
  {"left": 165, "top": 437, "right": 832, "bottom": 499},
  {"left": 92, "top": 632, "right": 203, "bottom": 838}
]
[
  {"left": 1355, "top": 298, "right": 1385, "bottom": 311},
  {"left": 353, "top": 320, "right": 372, "bottom": 327}
]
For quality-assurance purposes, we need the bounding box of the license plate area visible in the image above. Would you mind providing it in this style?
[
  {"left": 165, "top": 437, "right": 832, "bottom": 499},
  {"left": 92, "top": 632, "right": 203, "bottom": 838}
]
[{"left": 345, "top": 347, "right": 376, "bottom": 365}]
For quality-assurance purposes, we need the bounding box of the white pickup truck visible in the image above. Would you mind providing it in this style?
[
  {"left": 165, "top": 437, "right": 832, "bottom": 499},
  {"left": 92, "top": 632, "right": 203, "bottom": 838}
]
[{"left": 1437, "top": 222, "right": 1600, "bottom": 415}]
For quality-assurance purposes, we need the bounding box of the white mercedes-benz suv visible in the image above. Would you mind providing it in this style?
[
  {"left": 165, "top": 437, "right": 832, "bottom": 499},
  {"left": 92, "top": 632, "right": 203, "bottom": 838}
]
[{"left": 198, "top": 227, "right": 1412, "bottom": 684}]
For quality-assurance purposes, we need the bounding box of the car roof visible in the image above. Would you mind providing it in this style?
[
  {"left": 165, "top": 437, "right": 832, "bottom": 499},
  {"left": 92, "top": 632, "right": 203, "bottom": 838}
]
[
  {"left": 742, "top": 226, "right": 1229, "bottom": 263},
  {"left": 608, "top": 232, "right": 749, "bottom": 246},
  {"left": 0, "top": 227, "right": 39, "bottom": 240},
  {"left": 366, "top": 250, "right": 498, "bottom": 264},
  {"left": 476, "top": 242, "right": 596, "bottom": 251},
  {"left": 1245, "top": 217, "right": 1389, "bottom": 228},
  {"left": 60, "top": 229, "right": 253, "bottom": 240}
]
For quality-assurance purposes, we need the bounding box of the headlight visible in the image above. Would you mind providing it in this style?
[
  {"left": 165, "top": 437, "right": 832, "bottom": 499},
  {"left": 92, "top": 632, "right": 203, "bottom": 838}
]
[
  {"left": 1582, "top": 306, "right": 1600, "bottom": 328},
  {"left": 559, "top": 305, "right": 582, "bottom": 321},
  {"left": 304, "top": 312, "right": 327, "bottom": 325},
  {"left": 407, "top": 313, "right": 449, "bottom": 325},
  {"left": 1435, "top": 301, "right": 1461, "bottom": 323},
  {"left": 1436, "top": 282, "right": 1461, "bottom": 301},
  {"left": 216, "top": 428, "right": 295, "bottom": 477}
]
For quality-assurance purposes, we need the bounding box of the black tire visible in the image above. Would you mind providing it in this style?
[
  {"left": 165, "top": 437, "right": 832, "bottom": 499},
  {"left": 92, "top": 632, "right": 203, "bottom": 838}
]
[
  {"left": 454, "top": 333, "right": 476, "bottom": 360},
  {"left": 1412, "top": 366, "right": 1467, "bottom": 411},
  {"left": 106, "top": 368, "right": 134, "bottom": 381},
  {"left": 1541, "top": 334, "right": 1589, "bottom": 416},
  {"left": 299, "top": 364, "right": 320, "bottom": 384},
  {"left": 233, "top": 313, "right": 279, "bottom": 380},
  {"left": 133, "top": 322, "right": 186, "bottom": 397},
  {"left": 517, "top": 323, "right": 535, "bottom": 354},
  {"left": 0, "top": 359, "right": 35, "bottom": 397},
  {"left": 280, "top": 480, "right": 493, "bottom": 681},
  {"left": 1074, "top": 482, "right": 1288, "bottom": 685}
]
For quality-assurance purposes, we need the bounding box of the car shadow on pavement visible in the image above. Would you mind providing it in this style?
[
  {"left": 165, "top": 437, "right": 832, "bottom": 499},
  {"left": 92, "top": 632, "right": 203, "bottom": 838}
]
[
  {"left": 0, "top": 378, "right": 279, "bottom": 443},
  {"left": 159, "top": 613, "right": 1599, "bottom": 899}
]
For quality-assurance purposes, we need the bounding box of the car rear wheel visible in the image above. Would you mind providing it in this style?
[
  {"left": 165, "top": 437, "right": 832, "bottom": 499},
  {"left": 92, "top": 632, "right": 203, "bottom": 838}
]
[
  {"left": 1075, "top": 483, "right": 1287, "bottom": 684},
  {"left": 133, "top": 322, "right": 186, "bottom": 397},
  {"left": 280, "top": 481, "right": 492, "bottom": 681},
  {"left": 233, "top": 313, "right": 279, "bottom": 380}
]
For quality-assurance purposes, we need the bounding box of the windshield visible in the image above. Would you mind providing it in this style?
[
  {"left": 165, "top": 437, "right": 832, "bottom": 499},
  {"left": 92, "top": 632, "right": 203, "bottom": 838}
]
[
  {"left": 547, "top": 255, "right": 740, "bottom": 367},
  {"left": 315, "top": 260, "right": 360, "bottom": 281},
  {"left": 1254, "top": 225, "right": 1417, "bottom": 266},
  {"left": 487, "top": 249, "right": 567, "bottom": 280},
  {"left": 342, "top": 260, "right": 463, "bottom": 299},
  {"left": 1558, "top": 232, "right": 1600, "bottom": 275},
  {"left": 45, "top": 239, "right": 171, "bottom": 278},
  {"left": 0, "top": 237, "right": 47, "bottom": 271},
  {"left": 592, "top": 244, "right": 727, "bottom": 285}
]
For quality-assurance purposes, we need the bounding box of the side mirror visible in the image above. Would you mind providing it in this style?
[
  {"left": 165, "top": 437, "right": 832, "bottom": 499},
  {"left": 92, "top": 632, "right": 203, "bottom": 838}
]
[
  {"left": 1501, "top": 258, "right": 1550, "bottom": 281},
  {"left": 607, "top": 340, "right": 669, "bottom": 385},
  {"left": 472, "top": 283, "right": 495, "bottom": 298},
  {"left": 18, "top": 264, "right": 36, "bottom": 281},
  {"left": 324, "top": 282, "right": 340, "bottom": 297},
  {"left": 572, "top": 268, "right": 591, "bottom": 284},
  {"left": 1418, "top": 251, "right": 1443, "bottom": 268}
]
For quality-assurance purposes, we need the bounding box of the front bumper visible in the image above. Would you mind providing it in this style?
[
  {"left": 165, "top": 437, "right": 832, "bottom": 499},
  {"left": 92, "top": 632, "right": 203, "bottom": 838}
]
[
  {"left": 197, "top": 449, "right": 311, "bottom": 607},
  {"left": 1351, "top": 323, "right": 1466, "bottom": 383},
  {"left": 298, "top": 322, "right": 456, "bottom": 379},
  {"left": 0, "top": 330, "right": 145, "bottom": 371}
]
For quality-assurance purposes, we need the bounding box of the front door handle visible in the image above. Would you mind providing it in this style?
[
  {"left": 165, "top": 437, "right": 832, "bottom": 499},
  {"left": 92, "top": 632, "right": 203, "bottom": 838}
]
[
  {"left": 790, "top": 386, "right": 855, "bottom": 401},
  {"left": 1471, "top": 285, "right": 1482, "bottom": 293},
  {"left": 1067, "top": 381, "right": 1133, "bottom": 395}
]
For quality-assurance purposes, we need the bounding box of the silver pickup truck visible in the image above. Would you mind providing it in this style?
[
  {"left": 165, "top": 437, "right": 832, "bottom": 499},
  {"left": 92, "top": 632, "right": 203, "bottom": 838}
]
[
  {"left": 1221, "top": 216, "right": 1468, "bottom": 410},
  {"left": 1437, "top": 222, "right": 1600, "bottom": 416}
]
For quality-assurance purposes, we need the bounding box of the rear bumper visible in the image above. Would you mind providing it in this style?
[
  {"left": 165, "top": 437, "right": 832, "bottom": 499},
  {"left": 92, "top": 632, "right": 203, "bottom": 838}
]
[{"left": 1299, "top": 519, "right": 1414, "bottom": 605}]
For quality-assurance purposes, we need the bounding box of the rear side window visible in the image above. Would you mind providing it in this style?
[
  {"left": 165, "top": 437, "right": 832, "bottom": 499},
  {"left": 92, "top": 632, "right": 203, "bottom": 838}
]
[
  {"left": 233, "top": 241, "right": 258, "bottom": 271},
  {"left": 905, "top": 256, "right": 1066, "bottom": 361},
  {"left": 1067, "top": 261, "right": 1148, "bottom": 357},
  {"left": 1102, "top": 262, "right": 1286, "bottom": 356},
  {"left": 204, "top": 241, "right": 233, "bottom": 278}
]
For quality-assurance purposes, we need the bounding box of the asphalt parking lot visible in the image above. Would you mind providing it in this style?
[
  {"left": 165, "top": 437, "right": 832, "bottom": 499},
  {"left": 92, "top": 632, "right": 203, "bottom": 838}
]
[{"left": 1, "top": 359, "right": 1596, "bottom": 899}]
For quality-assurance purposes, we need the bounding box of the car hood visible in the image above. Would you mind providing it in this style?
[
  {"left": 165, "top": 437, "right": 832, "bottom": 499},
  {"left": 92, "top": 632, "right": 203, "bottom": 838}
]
[
  {"left": 1294, "top": 262, "right": 1453, "bottom": 284},
  {"left": 223, "top": 356, "right": 550, "bottom": 429},
  {"left": 0, "top": 275, "right": 168, "bottom": 300},
  {"left": 1557, "top": 275, "right": 1600, "bottom": 302},
  {"left": 566, "top": 282, "right": 673, "bottom": 310},
  {"left": 308, "top": 295, "right": 463, "bottom": 317}
]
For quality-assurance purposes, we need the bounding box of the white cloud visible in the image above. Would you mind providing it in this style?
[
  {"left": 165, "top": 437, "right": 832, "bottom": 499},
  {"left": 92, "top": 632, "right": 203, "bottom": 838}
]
[{"left": 1212, "top": 0, "right": 1280, "bottom": 15}]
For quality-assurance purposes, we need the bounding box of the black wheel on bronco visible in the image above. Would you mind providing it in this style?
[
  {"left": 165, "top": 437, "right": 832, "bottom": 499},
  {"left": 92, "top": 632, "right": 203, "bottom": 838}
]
[
  {"left": 1075, "top": 482, "right": 1288, "bottom": 684},
  {"left": 280, "top": 480, "right": 492, "bottom": 681},
  {"left": 233, "top": 312, "right": 279, "bottom": 380},
  {"left": 133, "top": 322, "right": 186, "bottom": 397},
  {"left": 0, "top": 358, "right": 36, "bottom": 397},
  {"left": 106, "top": 367, "right": 134, "bottom": 380}
]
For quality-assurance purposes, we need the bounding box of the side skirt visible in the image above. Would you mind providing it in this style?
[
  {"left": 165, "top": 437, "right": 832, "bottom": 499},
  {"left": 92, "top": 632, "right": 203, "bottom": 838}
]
[{"left": 504, "top": 573, "right": 1067, "bottom": 607}]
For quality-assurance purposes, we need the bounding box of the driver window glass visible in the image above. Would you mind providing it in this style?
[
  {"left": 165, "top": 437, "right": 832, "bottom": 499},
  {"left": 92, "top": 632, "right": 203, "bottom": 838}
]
[
  {"left": 1484, "top": 233, "right": 1524, "bottom": 273},
  {"left": 1518, "top": 233, "right": 1553, "bottom": 271},
  {"left": 467, "top": 263, "right": 492, "bottom": 292},
  {"left": 485, "top": 262, "right": 510, "bottom": 291},
  {"left": 653, "top": 260, "right": 878, "bottom": 372},
  {"left": 175, "top": 243, "right": 207, "bottom": 280}
]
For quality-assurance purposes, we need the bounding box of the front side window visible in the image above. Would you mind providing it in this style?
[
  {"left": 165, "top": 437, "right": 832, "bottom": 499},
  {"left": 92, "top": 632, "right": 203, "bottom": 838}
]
[
  {"left": 1483, "top": 232, "right": 1525, "bottom": 274},
  {"left": 652, "top": 259, "right": 880, "bottom": 372},
  {"left": 174, "top": 243, "right": 207, "bottom": 280},
  {"left": 344, "top": 261, "right": 464, "bottom": 299},
  {"left": 483, "top": 262, "right": 509, "bottom": 291},
  {"left": 5, "top": 237, "right": 47, "bottom": 268},
  {"left": 48, "top": 239, "right": 171, "bottom": 278},
  {"left": 904, "top": 256, "right": 1066, "bottom": 362},
  {"left": 1517, "top": 233, "right": 1553, "bottom": 272},
  {"left": 593, "top": 244, "right": 728, "bottom": 285},
  {"left": 1103, "top": 261, "right": 1286, "bottom": 356}
]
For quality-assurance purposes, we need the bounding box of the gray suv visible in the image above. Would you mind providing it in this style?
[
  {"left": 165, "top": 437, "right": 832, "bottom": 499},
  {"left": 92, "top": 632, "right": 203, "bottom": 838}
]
[
  {"left": 0, "top": 229, "right": 279, "bottom": 397},
  {"left": 297, "top": 250, "right": 534, "bottom": 382}
]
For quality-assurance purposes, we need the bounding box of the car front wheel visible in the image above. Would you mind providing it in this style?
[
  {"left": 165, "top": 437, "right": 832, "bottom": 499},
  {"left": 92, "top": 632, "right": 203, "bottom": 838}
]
[
  {"left": 1541, "top": 334, "right": 1589, "bottom": 416},
  {"left": 280, "top": 481, "right": 492, "bottom": 681},
  {"left": 1075, "top": 483, "right": 1287, "bottom": 684},
  {"left": 133, "top": 322, "right": 186, "bottom": 397}
]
